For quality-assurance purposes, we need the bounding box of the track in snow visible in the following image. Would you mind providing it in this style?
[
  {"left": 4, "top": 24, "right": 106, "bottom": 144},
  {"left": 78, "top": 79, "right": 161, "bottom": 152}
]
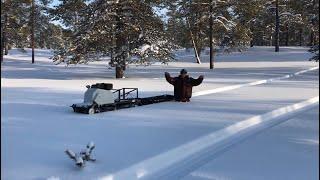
[{"left": 193, "top": 66, "right": 319, "bottom": 97}]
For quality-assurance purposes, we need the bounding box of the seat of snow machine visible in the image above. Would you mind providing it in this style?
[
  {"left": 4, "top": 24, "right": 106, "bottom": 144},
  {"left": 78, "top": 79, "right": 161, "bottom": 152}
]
[{"left": 91, "top": 83, "right": 113, "bottom": 90}]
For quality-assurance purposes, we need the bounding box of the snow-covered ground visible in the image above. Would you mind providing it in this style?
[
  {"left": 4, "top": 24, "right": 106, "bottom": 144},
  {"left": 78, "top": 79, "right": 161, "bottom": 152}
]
[{"left": 1, "top": 46, "right": 319, "bottom": 180}]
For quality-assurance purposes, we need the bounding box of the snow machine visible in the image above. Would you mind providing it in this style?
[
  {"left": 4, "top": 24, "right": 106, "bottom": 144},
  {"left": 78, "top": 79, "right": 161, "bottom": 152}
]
[{"left": 71, "top": 83, "right": 174, "bottom": 114}]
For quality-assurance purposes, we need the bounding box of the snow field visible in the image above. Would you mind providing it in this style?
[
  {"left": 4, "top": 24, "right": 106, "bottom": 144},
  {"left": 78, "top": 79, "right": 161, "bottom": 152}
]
[{"left": 1, "top": 46, "right": 319, "bottom": 180}]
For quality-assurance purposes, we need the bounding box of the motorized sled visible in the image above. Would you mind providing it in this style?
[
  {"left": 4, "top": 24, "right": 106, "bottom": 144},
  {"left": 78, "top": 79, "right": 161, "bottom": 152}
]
[{"left": 71, "top": 83, "right": 174, "bottom": 114}]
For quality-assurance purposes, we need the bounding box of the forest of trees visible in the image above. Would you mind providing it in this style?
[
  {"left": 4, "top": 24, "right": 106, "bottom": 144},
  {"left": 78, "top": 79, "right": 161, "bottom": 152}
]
[{"left": 1, "top": 0, "right": 319, "bottom": 77}]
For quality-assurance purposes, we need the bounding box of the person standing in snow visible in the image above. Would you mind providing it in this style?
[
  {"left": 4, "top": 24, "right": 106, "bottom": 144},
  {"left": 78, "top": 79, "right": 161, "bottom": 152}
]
[{"left": 165, "top": 69, "right": 204, "bottom": 102}]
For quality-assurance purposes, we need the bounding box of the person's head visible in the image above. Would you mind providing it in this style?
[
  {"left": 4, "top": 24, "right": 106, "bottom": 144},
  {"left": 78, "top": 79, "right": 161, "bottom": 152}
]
[{"left": 180, "top": 69, "right": 188, "bottom": 78}]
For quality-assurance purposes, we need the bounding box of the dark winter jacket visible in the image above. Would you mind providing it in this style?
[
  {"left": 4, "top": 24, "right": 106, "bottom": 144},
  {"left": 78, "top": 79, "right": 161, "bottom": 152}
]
[{"left": 165, "top": 72, "right": 204, "bottom": 102}]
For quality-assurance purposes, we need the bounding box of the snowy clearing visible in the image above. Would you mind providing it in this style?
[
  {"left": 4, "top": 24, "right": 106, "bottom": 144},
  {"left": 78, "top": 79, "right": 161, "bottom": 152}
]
[{"left": 1, "top": 46, "right": 319, "bottom": 180}]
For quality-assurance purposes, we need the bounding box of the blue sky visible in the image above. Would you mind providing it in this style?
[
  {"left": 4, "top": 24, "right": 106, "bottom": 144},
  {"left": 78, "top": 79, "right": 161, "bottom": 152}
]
[{"left": 49, "top": 0, "right": 60, "bottom": 7}]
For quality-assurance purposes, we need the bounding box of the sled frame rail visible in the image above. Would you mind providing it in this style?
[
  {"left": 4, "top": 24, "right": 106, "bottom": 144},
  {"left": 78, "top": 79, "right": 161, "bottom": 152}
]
[{"left": 112, "top": 88, "right": 139, "bottom": 101}]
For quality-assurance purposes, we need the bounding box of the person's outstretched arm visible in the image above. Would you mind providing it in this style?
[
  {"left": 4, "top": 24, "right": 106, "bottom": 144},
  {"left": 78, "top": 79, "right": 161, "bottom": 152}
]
[
  {"left": 191, "top": 75, "right": 204, "bottom": 86},
  {"left": 165, "top": 72, "right": 175, "bottom": 85}
]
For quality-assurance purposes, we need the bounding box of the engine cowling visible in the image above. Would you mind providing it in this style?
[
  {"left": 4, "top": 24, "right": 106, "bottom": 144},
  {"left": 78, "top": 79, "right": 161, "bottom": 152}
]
[{"left": 84, "top": 88, "right": 115, "bottom": 105}]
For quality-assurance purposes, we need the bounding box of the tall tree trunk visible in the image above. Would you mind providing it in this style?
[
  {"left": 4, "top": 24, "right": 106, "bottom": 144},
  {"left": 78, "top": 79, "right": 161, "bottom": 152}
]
[
  {"left": 110, "top": 32, "right": 114, "bottom": 66},
  {"left": 196, "top": 42, "right": 202, "bottom": 57},
  {"left": 299, "top": 29, "right": 303, "bottom": 46},
  {"left": 110, "top": 47, "right": 113, "bottom": 63},
  {"left": 275, "top": 0, "right": 280, "bottom": 52},
  {"left": 1, "top": 13, "right": 7, "bottom": 62},
  {"left": 1, "top": 11, "right": 8, "bottom": 61},
  {"left": 39, "top": 33, "right": 44, "bottom": 49},
  {"left": 196, "top": 21, "right": 202, "bottom": 58},
  {"left": 209, "top": 2, "right": 214, "bottom": 69},
  {"left": 5, "top": 43, "right": 8, "bottom": 55},
  {"left": 31, "top": 0, "right": 35, "bottom": 63},
  {"left": 186, "top": 17, "right": 201, "bottom": 64},
  {"left": 285, "top": 26, "right": 289, "bottom": 46},
  {"left": 310, "top": 30, "right": 314, "bottom": 46},
  {"left": 114, "top": 9, "right": 125, "bottom": 78},
  {"left": 1, "top": 34, "right": 3, "bottom": 62},
  {"left": 192, "top": 39, "right": 201, "bottom": 64},
  {"left": 250, "top": 39, "right": 254, "bottom": 47},
  {"left": 116, "top": 66, "right": 124, "bottom": 79},
  {"left": 122, "top": 50, "right": 128, "bottom": 71}
]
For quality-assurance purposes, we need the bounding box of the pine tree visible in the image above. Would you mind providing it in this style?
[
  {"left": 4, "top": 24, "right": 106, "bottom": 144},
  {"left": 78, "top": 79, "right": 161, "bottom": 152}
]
[
  {"left": 287, "top": 0, "right": 319, "bottom": 46},
  {"left": 238, "top": 0, "right": 319, "bottom": 47},
  {"left": 168, "top": 0, "right": 249, "bottom": 64},
  {"left": 0, "top": 0, "right": 63, "bottom": 62},
  {"left": 51, "top": 0, "right": 178, "bottom": 78},
  {"left": 33, "top": 0, "right": 64, "bottom": 49},
  {"left": 1, "top": 0, "right": 31, "bottom": 56},
  {"left": 166, "top": 3, "right": 190, "bottom": 49},
  {"left": 231, "top": 0, "right": 268, "bottom": 47}
]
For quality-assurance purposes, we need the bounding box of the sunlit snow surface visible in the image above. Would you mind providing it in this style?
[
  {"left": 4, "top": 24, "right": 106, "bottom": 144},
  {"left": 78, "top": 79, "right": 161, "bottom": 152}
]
[{"left": 1, "top": 47, "right": 318, "bottom": 179}]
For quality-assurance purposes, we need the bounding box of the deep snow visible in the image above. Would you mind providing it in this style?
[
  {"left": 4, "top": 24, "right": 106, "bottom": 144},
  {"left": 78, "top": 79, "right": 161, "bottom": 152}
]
[{"left": 1, "top": 46, "right": 319, "bottom": 180}]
